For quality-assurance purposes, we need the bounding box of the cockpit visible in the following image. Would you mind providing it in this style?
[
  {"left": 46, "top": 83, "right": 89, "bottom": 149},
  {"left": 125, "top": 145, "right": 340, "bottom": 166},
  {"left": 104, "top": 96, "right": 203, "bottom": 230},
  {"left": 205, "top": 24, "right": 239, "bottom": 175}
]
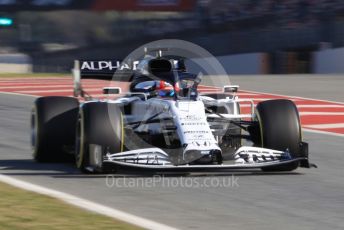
[{"left": 130, "top": 57, "right": 200, "bottom": 100}]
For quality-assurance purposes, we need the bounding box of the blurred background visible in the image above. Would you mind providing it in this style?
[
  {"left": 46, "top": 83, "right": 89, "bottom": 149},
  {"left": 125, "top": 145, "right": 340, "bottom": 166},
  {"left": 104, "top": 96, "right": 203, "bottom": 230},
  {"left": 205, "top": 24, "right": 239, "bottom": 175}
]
[{"left": 0, "top": 0, "right": 343, "bottom": 74}]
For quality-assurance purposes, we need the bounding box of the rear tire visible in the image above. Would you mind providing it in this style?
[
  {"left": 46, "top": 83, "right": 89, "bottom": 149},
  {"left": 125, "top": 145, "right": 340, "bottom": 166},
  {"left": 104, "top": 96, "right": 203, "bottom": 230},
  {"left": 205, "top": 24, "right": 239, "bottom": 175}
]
[
  {"left": 75, "top": 102, "right": 124, "bottom": 173},
  {"left": 256, "top": 99, "right": 302, "bottom": 171},
  {"left": 31, "top": 96, "right": 79, "bottom": 162}
]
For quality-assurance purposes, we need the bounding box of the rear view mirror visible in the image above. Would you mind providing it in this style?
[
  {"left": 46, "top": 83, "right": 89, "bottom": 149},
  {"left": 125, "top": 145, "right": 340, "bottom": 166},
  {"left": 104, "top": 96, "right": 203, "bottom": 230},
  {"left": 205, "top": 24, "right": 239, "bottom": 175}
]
[
  {"left": 103, "top": 87, "right": 121, "bottom": 94},
  {"left": 223, "top": 85, "right": 239, "bottom": 93}
]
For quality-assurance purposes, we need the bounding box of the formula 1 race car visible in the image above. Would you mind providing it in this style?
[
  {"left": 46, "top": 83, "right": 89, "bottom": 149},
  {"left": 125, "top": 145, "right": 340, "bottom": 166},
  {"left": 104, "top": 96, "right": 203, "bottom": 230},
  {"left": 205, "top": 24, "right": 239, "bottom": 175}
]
[{"left": 31, "top": 49, "right": 315, "bottom": 173}]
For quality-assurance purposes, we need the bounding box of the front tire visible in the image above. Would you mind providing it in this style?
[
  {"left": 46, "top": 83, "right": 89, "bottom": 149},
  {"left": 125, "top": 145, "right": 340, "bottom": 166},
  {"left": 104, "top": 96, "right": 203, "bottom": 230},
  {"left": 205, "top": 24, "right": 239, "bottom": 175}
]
[
  {"left": 75, "top": 102, "right": 124, "bottom": 173},
  {"left": 256, "top": 99, "right": 302, "bottom": 171}
]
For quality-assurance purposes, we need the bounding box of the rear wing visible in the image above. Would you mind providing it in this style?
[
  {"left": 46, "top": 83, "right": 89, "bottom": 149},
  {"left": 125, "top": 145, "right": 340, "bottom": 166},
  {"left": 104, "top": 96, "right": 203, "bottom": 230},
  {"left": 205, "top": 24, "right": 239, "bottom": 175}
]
[
  {"left": 72, "top": 60, "right": 135, "bottom": 97},
  {"left": 78, "top": 60, "right": 137, "bottom": 79}
]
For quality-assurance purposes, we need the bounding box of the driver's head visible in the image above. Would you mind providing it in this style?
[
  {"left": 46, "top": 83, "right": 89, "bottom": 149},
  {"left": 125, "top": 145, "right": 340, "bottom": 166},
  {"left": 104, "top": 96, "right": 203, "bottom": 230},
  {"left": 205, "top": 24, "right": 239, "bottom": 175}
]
[{"left": 156, "top": 80, "right": 178, "bottom": 97}]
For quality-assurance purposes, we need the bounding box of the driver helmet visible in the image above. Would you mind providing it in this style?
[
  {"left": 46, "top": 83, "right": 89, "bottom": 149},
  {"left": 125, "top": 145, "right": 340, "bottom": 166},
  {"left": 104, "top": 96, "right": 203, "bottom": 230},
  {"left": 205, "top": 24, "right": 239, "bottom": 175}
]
[{"left": 156, "top": 80, "right": 179, "bottom": 97}]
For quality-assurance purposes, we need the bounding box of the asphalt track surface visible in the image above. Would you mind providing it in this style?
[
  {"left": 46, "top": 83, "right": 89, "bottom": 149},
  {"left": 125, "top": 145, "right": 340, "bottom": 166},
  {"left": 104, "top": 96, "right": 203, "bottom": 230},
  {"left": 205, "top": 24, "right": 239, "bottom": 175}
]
[{"left": 0, "top": 75, "right": 344, "bottom": 230}]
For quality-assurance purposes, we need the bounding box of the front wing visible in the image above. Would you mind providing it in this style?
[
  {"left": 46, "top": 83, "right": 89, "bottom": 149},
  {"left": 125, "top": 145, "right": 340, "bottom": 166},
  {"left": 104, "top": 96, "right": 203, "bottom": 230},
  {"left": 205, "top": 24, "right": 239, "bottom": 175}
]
[{"left": 103, "top": 146, "right": 315, "bottom": 172}]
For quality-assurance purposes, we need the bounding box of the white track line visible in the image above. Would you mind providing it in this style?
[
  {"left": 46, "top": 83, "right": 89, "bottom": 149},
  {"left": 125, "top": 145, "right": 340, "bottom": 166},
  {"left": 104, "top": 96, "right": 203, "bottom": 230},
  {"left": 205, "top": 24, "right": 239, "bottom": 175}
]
[
  {"left": 0, "top": 174, "right": 178, "bottom": 230},
  {"left": 242, "top": 90, "right": 344, "bottom": 105},
  {"left": 296, "top": 104, "right": 344, "bottom": 108},
  {"left": 0, "top": 82, "right": 73, "bottom": 86},
  {"left": 238, "top": 98, "right": 300, "bottom": 102},
  {"left": 17, "top": 89, "right": 74, "bottom": 93},
  {"left": 18, "top": 89, "right": 101, "bottom": 93},
  {"left": 303, "top": 128, "right": 344, "bottom": 138},
  {"left": 0, "top": 80, "right": 71, "bottom": 83},
  {"left": 239, "top": 104, "right": 344, "bottom": 108},
  {"left": 0, "top": 91, "right": 37, "bottom": 98},
  {"left": 299, "top": 112, "right": 344, "bottom": 116},
  {"left": 0, "top": 84, "right": 109, "bottom": 89},
  {"left": 0, "top": 84, "right": 73, "bottom": 90},
  {"left": 304, "top": 123, "right": 344, "bottom": 129},
  {"left": 0, "top": 77, "right": 70, "bottom": 81}
]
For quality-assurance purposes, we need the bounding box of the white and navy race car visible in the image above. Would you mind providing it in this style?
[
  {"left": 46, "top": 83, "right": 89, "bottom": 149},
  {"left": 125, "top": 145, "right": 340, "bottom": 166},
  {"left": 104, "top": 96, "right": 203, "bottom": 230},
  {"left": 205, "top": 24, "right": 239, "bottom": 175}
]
[{"left": 31, "top": 49, "right": 315, "bottom": 173}]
